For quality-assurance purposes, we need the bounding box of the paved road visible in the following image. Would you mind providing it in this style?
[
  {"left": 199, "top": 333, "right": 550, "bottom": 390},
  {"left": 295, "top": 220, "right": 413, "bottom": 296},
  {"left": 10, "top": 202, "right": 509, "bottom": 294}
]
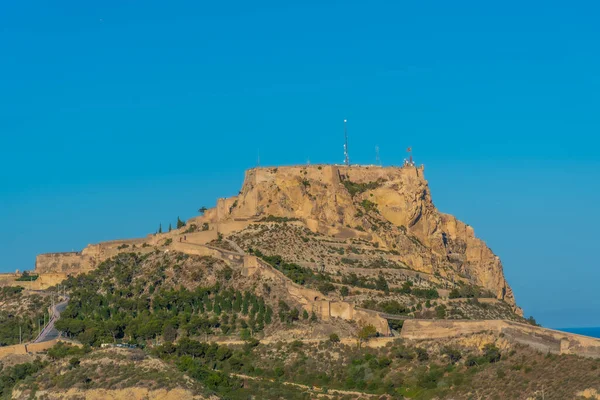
[{"left": 34, "top": 296, "right": 69, "bottom": 343}]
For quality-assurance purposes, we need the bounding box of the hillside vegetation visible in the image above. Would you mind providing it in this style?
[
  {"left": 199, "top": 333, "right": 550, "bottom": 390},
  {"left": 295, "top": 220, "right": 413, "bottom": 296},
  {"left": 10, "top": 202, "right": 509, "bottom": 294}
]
[
  {"left": 53, "top": 251, "right": 341, "bottom": 347},
  {"left": 0, "top": 287, "right": 51, "bottom": 346}
]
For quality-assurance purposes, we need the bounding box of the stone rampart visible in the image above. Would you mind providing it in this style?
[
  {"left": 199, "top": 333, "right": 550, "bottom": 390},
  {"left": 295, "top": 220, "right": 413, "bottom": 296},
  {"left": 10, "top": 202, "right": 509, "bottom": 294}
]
[
  {"left": 35, "top": 252, "right": 94, "bottom": 275},
  {"left": 0, "top": 273, "right": 19, "bottom": 286},
  {"left": 183, "top": 231, "right": 218, "bottom": 245},
  {"left": 401, "top": 319, "right": 600, "bottom": 358}
]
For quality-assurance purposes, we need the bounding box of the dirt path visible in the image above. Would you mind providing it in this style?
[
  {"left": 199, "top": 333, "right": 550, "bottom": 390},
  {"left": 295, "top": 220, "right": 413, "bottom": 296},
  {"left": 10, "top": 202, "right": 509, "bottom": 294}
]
[
  {"left": 213, "top": 336, "right": 395, "bottom": 349},
  {"left": 230, "top": 372, "right": 380, "bottom": 399},
  {"left": 223, "top": 238, "right": 245, "bottom": 255}
]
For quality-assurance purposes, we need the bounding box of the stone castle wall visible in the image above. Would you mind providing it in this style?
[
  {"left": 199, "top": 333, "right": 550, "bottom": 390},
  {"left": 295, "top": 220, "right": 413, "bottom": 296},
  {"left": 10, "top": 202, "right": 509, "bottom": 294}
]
[
  {"left": 243, "top": 255, "right": 391, "bottom": 335},
  {"left": 0, "top": 339, "right": 82, "bottom": 360},
  {"left": 401, "top": 319, "right": 600, "bottom": 359},
  {"left": 0, "top": 273, "right": 71, "bottom": 290},
  {"left": 35, "top": 252, "right": 94, "bottom": 275}
]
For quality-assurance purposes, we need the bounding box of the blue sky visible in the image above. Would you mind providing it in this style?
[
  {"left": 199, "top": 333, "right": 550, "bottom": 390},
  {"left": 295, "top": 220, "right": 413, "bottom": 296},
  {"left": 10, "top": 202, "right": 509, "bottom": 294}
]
[{"left": 1, "top": 1, "right": 598, "bottom": 328}]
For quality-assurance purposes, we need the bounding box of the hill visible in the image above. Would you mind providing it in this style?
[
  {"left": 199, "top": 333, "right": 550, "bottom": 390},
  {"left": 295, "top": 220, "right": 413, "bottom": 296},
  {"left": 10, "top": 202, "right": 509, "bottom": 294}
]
[{"left": 11, "top": 164, "right": 598, "bottom": 399}]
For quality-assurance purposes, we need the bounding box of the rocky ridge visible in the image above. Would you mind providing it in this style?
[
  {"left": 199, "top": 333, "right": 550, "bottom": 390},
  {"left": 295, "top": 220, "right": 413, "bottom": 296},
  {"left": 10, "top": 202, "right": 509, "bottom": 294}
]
[{"left": 195, "top": 165, "right": 521, "bottom": 315}]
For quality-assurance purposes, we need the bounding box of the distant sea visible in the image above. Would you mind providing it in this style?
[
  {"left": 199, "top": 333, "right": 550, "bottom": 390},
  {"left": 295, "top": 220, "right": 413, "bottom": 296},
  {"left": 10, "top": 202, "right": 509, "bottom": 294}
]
[{"left": 557, "top": 327, "right": 600, "bottom": 339}]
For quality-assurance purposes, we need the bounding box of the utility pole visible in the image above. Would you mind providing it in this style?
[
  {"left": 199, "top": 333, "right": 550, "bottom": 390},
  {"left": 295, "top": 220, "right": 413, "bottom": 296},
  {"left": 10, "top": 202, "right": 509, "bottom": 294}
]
[{"left": 343, "top": 119, "right": 350, "bottom": 166}]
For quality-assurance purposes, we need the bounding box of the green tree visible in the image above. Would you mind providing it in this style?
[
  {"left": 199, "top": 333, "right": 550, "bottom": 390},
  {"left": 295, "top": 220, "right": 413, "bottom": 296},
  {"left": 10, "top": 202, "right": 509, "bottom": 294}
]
[
  {"left": 357, "top": 324, "right": 377, "bottom": 348},
  {"left": 177, "top": 216, "right": 186, "bottom": 229},
  {"left": 302, "top": 309, "right": 309, "bottom": 320},
  {"left": 435, "top": 305, "right": 447, "bottom": 319},
  {"left": 240, "top": 328, "right": 251, "bottom": 341},
  {"left": 289, "top": 308, "right": 300, "bottom": 322},
  {"left": 483, "top": 344, "right": 501, "bottom": 363},
  {"left": 340, "top": 286, "right": 349, "bottom": 297},
  {"left": 329, "top": 333, "right": 340, "bottom": 343},
  {"left": 265, "top": 306, "right": 273, "bottom": 324},
  {"left": 376, "top": 273, "right": 389, "bottom": 293},
  {"left": 163, "top": 324, "right": 177, "bottom": 342},
  {"left": 198, "top": 206, "right": 208, "bottom": 214},
  {"left": 158, "top": 223, "right": 162, "bottom": 234},
  {"left": 168, "top": 223, "right": 172, "bottom": 232}
]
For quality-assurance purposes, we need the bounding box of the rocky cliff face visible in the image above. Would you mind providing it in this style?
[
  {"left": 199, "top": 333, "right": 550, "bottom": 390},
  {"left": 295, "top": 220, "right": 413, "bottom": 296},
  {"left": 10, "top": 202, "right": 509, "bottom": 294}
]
[{"left": 200, "top": 165, "right": 520, "bottom": 314}]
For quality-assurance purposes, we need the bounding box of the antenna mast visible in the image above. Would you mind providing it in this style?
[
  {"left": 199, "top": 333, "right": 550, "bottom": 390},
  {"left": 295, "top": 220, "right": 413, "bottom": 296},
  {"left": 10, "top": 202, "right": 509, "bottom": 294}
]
[{"left": 343, "top": 119, "right": 349, "bottom": 166}]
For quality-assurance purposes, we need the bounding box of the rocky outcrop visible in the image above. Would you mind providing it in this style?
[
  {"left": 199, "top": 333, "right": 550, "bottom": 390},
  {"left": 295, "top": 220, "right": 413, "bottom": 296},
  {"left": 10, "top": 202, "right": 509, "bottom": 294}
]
[{"left": 196, "top": 165, "right": 521, "bottom": 315}]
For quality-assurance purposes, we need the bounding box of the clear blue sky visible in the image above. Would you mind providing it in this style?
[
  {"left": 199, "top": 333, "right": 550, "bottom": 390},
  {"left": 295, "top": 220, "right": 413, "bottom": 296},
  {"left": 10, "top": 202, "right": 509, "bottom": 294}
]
[{"left": 1, "top": 1, "right": 598, "bottom": 328}]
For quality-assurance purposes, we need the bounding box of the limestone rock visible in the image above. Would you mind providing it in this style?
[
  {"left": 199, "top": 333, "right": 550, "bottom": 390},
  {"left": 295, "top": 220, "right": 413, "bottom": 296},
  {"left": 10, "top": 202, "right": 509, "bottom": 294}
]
[{"left": 197, "top": 165, "right": 521, "bottom": 315}]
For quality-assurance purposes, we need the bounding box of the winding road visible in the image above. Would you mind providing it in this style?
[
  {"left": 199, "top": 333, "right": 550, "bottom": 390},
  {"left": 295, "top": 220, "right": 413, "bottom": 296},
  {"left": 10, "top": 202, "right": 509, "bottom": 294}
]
[{"left": 33, "top": 296, "right": 69, "bottom": 343}]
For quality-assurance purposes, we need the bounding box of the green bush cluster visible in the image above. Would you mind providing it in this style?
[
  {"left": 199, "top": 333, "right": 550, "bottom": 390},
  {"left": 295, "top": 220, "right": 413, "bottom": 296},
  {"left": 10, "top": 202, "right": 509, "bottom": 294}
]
[
  {"left": 448, "top": 283, "right": 495, "bottom": 299},
  {"left": 394, "top": 280, "right": 439, "bottom": 299},
  {"left": 342, "top": 179, "right": 383, "bottom": 197},
  {"left": 15, "top": 271, "right": 39, "bottom": 281},
  {"left": 251, "top": 249, "right": 332, "bottom": 287}
]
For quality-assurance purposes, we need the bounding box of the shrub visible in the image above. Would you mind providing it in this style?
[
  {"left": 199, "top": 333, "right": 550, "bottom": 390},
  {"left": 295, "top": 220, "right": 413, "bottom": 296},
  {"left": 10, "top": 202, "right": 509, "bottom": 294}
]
[
  {"left": 318, "top": 282, "right": 336, "bottom": 295},
  {"left": 340, "top": 286, "right": 349, "bottom": 297},
  {"left": 442, "top": 346, "right": 462, "bottom": 364},
  {"left": 483, "top": 344, "right": 501, "bottom": 363},
  {"left": 415, "top": 347, "right": 429, "bottom": 362}
]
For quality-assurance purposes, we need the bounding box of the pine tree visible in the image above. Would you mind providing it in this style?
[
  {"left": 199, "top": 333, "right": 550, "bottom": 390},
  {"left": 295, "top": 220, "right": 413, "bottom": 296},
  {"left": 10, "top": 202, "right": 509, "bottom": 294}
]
[
  {"left": 242, "top": 294, "right": 250, "bottom": 315},
  {"left": 168, "top": 223, "right": 172, "bottom": 232},
  {"left": 265, "top": 306, "right": 273, "bottom": 324},
  {"left": 302, "top": 309, "right": 309, "bottom": 320},
  {"left": 158, "top": 223, "right": 162, "bottom": 234},
  {"left": 233, "top": 291, "right": 242, "bottom": 313},
  {"left": 177, "top": 217, "right": 186, "bottom": 229}
]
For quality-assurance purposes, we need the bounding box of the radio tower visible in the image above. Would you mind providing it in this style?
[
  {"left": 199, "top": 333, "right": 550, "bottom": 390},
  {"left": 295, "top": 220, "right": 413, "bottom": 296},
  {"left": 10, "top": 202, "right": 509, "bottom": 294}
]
[
  {"left": 343, "top": 119, "right": 350, "bottom": 166},
  {"left": 375, "top": 145, "right": 381, "bottom": 166}
]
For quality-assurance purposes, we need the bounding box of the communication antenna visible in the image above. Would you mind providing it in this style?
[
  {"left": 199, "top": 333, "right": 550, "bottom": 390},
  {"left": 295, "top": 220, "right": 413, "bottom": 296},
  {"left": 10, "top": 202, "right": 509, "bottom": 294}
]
[
  {"left": 343, "top": 119, "right": 350, "bottom": 166},
  {"left": 375, "top": 145, "right": 381, "bottom": 166}
]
